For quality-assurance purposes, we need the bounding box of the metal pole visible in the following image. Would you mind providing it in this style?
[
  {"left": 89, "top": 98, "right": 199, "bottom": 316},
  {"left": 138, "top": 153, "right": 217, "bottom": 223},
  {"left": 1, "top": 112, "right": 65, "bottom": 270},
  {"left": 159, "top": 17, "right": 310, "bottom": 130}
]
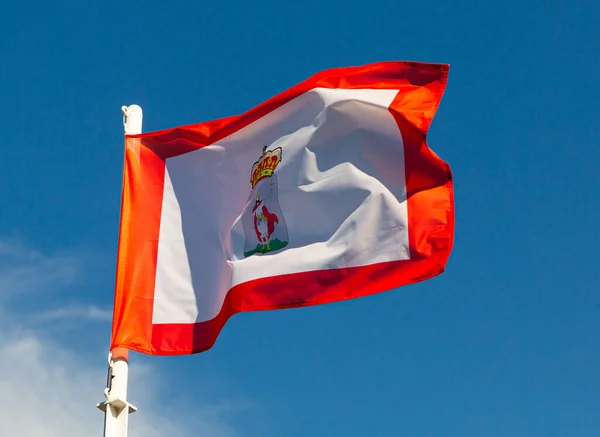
[{"left": 97, "top": 105, "right": 143, "bottom": 437}]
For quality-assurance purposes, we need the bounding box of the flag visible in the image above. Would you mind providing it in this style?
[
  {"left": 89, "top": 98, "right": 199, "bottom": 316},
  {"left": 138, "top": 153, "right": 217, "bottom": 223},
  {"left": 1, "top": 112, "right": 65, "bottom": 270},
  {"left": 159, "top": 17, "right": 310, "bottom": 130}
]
[{"left": 111, "top": 61, "right": 454, "bottom": 355}]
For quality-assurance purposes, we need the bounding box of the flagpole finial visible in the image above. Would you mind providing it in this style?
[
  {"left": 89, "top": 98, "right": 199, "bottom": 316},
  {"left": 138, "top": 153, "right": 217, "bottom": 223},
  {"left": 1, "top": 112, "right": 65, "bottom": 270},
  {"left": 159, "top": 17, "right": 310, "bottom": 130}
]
[{"left": 122, "top": 104, "right": 143, "bottom": 135}]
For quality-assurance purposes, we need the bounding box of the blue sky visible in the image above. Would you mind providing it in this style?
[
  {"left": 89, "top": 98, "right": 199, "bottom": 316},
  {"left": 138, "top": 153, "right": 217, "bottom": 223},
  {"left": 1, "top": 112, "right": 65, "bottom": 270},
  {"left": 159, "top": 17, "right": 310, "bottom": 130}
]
[{"left": 1, "top": 1, "right": 599, "bottom": 436}]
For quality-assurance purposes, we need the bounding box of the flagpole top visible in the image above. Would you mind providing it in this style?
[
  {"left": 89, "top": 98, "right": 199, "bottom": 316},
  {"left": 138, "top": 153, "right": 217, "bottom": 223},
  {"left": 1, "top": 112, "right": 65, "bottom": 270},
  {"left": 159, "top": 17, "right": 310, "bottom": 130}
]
[{"left": 122, "top": 105, "right": 143, "bottom": 135}]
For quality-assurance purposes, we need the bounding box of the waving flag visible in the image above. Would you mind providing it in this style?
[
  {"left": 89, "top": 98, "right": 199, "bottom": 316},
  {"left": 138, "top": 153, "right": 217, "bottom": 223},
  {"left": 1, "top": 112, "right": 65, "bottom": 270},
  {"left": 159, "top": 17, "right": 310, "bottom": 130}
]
[{"left": 111, "top": 61, "right": 454, "bottom": 355}]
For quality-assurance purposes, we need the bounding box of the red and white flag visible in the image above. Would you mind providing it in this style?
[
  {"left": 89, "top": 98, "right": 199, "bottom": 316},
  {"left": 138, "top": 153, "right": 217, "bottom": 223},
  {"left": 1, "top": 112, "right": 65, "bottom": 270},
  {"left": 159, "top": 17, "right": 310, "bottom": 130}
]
[{"left": 111, "top": 61, "right": 454, "bottom": 355}]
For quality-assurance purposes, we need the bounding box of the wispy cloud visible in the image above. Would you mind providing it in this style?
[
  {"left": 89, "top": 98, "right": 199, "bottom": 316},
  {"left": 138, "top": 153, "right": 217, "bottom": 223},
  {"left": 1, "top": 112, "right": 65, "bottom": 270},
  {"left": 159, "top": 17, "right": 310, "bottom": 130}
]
[
  {"left": 34, "top": 304, "right": 113, "bottom": 322},
  {"left": 0, "top": 238, "right": 246, "bottom": 437},
  {"left": 0, "top": 239, "right": 79, "bottom": 297},
  {"left": 0, "top": 328, "right": 242, "bottom": 437}
]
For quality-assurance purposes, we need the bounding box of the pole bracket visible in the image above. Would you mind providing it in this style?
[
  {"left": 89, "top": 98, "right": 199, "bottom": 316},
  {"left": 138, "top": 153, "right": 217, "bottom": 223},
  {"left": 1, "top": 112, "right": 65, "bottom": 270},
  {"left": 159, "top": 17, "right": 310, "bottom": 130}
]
[
  {"left": 97, "top": 351, "right": 137, "bottom": 415},
  {"left": 96, "top": 398, "right": 137, "bottom": 415}
]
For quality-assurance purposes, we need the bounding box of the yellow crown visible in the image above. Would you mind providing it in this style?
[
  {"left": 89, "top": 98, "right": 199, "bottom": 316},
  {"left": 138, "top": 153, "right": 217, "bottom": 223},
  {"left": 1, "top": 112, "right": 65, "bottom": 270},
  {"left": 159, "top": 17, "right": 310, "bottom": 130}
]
[{"left": 250, "top": 146, "right": 282, "bottom": 188}]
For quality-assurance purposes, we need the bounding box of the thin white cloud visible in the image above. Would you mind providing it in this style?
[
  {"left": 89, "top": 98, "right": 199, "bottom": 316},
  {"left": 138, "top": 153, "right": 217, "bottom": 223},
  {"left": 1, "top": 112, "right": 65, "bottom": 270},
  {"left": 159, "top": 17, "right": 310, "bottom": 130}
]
[
  {"left": 0, "top": 239, "right": 79, "bottom": 297},
  {"left": 0, "top": 238, "right": 246, "bottom": 437},
  {"left": 35, "top": 305, "right": 113, "bottom": 322},
  {"left": 0, "top": 328, "right": 241, "bottom": 437}
]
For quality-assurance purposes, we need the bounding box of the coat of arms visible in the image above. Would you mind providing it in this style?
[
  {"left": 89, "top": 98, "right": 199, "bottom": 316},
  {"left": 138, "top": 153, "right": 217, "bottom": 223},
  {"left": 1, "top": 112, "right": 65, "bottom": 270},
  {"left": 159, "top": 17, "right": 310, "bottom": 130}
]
[{"left": 242, "top": 146, "right": 289, "bottom": 257}]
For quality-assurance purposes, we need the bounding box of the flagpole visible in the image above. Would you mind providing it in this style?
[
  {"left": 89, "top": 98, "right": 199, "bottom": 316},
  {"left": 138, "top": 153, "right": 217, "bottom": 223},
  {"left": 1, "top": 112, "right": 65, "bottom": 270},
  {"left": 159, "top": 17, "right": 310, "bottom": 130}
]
[{"left": 97, "top": 104, "right": 143, "bottom": 437}]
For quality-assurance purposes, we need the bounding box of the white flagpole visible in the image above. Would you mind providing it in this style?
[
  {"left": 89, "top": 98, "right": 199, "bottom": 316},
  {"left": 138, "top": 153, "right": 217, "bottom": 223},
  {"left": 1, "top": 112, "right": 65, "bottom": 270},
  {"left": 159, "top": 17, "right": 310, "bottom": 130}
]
[{"left": 97, "top": 104, "right": 143, "bottom": 437}]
